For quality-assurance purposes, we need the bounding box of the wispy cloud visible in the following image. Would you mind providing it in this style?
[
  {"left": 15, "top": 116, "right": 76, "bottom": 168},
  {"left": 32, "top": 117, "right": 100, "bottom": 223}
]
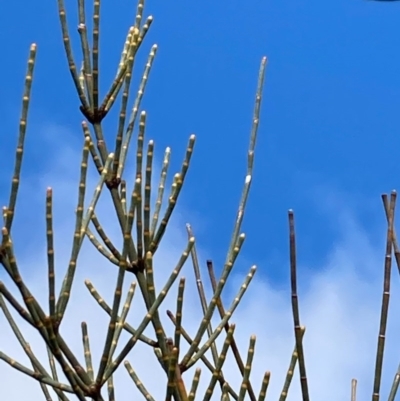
[{"left": 1, "top": 125, "right": 400, "bottom": 401}]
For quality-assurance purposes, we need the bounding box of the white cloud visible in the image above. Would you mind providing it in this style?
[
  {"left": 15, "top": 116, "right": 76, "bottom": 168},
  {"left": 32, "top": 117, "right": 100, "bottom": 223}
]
[{"left": 1, "top": 127, "right": 400, "bottom": 401}]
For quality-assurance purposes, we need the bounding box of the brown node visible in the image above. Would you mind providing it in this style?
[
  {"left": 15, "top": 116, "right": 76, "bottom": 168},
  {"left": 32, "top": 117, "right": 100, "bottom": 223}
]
[
  {"left": 129, "top": 257, "right": 145, "bottom": 275},
  {"left": 105, "top": 176, "right": 121, "bottom": 190},
  {"left": 87, "top": 383, "right": 100, "bottom": 398},
  {"left": 79, "top": 105, "right": 108, "bottom": 124}
]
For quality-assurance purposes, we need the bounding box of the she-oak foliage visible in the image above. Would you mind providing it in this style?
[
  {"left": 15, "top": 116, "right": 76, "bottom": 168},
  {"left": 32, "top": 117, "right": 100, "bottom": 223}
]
[{"left": 0, "top": 0, "right": 399, "bottom": 400}]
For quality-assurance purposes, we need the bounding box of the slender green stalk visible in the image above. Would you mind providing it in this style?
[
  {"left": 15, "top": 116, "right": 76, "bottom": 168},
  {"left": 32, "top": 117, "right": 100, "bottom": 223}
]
[
  {"left": 237, "top": 336, "right": 256, "bottom": 401},
  {"left": 124, "top": 361, "right": 156, "bottom": 401},
  {"left": 56, "top": 151, "right": 114, "bottom": 322},
  {"left": 81, "top": 152, "right": 115, "bottom": 234},
  {"left": 82, "top": 124, "right": 103, "bottom": 173},
  {"left": 107, "top": 376, "right": 116, "bottom": 401},
  {"left": 351, "top": 379, "right": 357, "bottom": 401},
  {"left": 55, "top": 137, "right": 90, "bottom": 323},
  {"left": 138, "top": 16, "right": 153, "bottom": 44},
  {"left": 117, "top": 44, "right": 158, "bottom": 179},
  {"left": 372, "top": 191, "right": 396, "bottom": 401},
  {"left": 81, "top": 322, "right": 94, "bottom": 381},
  {"left": 0, "top": 281, "right": 34, "bottom": 326},
  {"left": 143, "top": 140, "right": 154, "bottom": 253},
  {"left": 85, "top": 225, "right": 120, "bottom": 265},
  {"left": 150, "top": 147, "right": 171, "bottom": 236},
  {"left": 144, "top": 251, "right": 157, "bottom": 311},
  {"left": 135, "top": 112, "right": 146, "bottom": 260},
  {"left": 187, "top": 369, "right": 202, "bottom": 401},
  {"left": 110, "top": 27, "right": 139, "bottom": 175},
  {"left": 108, "top": 281, "right": 137, "bottom": 359},
  {"left": 135, "top": 0, "right": 145, "bottom": 29},
  {"left": 89, "top": 213, "right": 122, "bottom": 262},
  {"left": 224, "top": 57, "right": 267, "bottom": 267},
  {"left": 122, "top": 178, "right": 140, "bottom": 264},
  {"left": 165, "top": 347, "right": 179, "bottom": 401},
  {"left": 79, "top": 64, "right": 85, "bottom": 95},
  {"left": 77, "top": 0, "right": 93, "bottom": 106},
  {"left": 56, "top": 0, "right": 90, "bottom": 111},
  {"left": 46, "top": 188, "right": 56, "bottom": 318},
  {"left": 247, "top": 57, "right": 267, "bottom": 175},
  {"left": 92, "top": 122, "right": 109, "bottom": 165},
  {"left": 279, "top": 327, "right": 306, "bottom": 401},
  {"left": 92, "top": 0, "right": 101, "bottom": 110},
  {"left": 6, "top": 44, "right": 37, "bottom": 233},
  {"left": 288, "top": 210, "right": 310, "bottom": 401},
  {"left": 174, "top": 278, "right": 186, "bottom": 354},
  {"left": 120, "top": 180, "right": 127, "bottom": 215},
  {"left": 257, "top": 372, "right": 271, "bottom": 401}
]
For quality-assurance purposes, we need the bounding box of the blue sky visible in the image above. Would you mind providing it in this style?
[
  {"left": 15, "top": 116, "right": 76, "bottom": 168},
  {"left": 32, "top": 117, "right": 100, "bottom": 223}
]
[{"left": 2, "top": 0, "right": 400, "bottom": 400}]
